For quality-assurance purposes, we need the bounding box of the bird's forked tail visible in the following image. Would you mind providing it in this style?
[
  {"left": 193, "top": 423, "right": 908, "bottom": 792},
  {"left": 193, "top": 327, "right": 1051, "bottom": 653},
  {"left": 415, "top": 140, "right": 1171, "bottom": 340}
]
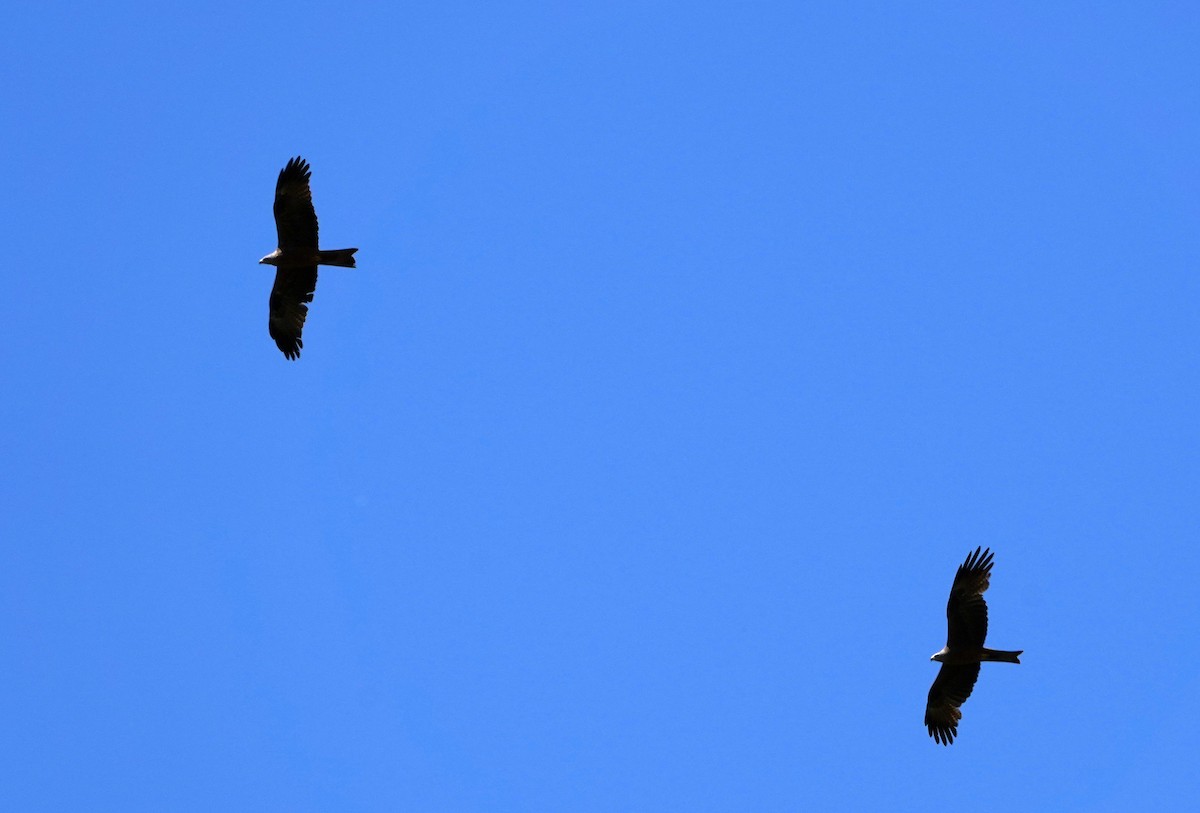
[
  {"left": 980, "top": 648, "right": 1022, "bottom": 664},
  {"left": 318, "top": 248, "right": 358, "bottom": 268}
]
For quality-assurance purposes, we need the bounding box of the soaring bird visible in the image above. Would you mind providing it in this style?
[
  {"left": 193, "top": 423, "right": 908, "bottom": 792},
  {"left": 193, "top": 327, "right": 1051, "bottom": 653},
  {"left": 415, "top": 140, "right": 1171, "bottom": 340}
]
[
  {"left": 259, "top": 156, "right": 358, "bottom": 359},
  {"left": 925, "top": 547, "right": 1022, "bottom": 745}
]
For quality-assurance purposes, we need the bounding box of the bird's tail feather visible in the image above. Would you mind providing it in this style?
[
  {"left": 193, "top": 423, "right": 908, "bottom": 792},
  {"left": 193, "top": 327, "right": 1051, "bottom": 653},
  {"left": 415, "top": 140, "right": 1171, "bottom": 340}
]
[
  {"left": 318, "top": 248, "right": 358, "bottom": 268},
  {"left": 980, "top": 648, "right": 1022, "bottom": 664}
]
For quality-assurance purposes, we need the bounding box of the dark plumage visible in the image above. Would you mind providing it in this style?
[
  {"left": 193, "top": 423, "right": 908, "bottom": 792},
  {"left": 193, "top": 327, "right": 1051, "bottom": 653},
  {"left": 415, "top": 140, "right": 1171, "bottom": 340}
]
[
  {"left": 925, "top": 547, "right": 1023, "bottom": 745},
  {"left": 259, "top": 157, "right": 358, "bottom": 360}
]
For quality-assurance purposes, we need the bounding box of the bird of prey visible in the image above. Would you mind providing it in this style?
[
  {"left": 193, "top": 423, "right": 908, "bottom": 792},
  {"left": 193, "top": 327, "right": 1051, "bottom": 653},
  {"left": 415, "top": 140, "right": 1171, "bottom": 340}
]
[
  {"left": 925, "top": 547, "right": 1022, "bottom": 745},
  {"left": 259, "top": 156, "right": 358, "bottom": 359}
]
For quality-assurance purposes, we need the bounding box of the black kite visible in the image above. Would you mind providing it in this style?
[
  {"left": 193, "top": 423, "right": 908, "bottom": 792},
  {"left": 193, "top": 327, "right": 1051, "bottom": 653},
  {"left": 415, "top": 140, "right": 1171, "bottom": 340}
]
[
  {"left": 925, "top": 547, "right": 1022, "bottom": 745},
  {"left": 259, "top": 156, "right": 358, "bottom": 359}
]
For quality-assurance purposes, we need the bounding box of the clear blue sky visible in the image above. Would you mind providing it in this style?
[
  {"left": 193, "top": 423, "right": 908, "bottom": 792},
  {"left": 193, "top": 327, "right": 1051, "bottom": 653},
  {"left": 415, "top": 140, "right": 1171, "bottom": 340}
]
[{"left": 2, "top": 3, "right": 1197, "bottom": 810}]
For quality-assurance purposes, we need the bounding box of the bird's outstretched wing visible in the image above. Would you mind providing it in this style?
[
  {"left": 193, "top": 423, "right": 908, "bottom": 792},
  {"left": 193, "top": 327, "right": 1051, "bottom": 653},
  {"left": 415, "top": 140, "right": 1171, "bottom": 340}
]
[
  {"left": 925, "top": 663, "right": 981, "bottom": 745},
  {"left": 946, "top": 546, "right": 993, "bottom": 650},
  {"left": 274, "top": 156, "right": 319, "bottom": 249},
  {"left": 268, "top": 267, "right": 318, "bottom": 360}
]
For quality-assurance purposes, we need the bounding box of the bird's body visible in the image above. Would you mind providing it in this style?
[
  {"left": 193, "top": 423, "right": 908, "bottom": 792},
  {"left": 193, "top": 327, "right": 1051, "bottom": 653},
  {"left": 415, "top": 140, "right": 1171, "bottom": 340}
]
[
  {"left": 259, "top": 156, "right": 358, "bottom": 360},
  {"left": 931, "top": 646, "right": 1022, "bottom": 666},
  {"left": 925, "top": 547, "right": 1022, "bottom": 745},
  {"left": 260, "top": 247, "right": 358, "bottom": 270}
]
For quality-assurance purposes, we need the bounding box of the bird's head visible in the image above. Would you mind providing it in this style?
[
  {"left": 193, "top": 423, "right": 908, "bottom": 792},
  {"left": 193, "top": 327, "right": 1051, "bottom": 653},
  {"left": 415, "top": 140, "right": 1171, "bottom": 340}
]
[
  {"left": 259, "top": 249, "right": 281, "bottom": 266},
  {"left": 930, "top": 647, "right": 949, "bottom": 663}
]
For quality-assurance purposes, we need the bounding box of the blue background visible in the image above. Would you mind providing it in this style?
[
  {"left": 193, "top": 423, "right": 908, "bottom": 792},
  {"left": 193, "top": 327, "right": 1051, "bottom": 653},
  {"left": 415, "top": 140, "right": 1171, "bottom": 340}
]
[{"left": 2, "top": 3, "right": 1197, "bottom": 810}]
